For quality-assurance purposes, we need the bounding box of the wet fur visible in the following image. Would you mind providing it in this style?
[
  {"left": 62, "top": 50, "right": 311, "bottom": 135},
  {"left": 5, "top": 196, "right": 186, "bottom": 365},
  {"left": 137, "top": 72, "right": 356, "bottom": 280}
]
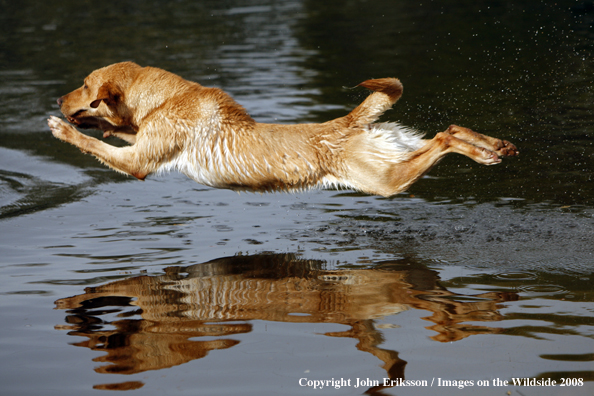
[{"left": 48, "top": 62, "right": 518, "bottom": 197}]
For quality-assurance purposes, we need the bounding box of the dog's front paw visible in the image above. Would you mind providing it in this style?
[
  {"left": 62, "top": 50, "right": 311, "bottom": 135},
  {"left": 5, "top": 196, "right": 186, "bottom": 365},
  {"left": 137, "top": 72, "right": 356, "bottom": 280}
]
[{"left": 48, "top": 116, "right": 79, "bottom": 143}]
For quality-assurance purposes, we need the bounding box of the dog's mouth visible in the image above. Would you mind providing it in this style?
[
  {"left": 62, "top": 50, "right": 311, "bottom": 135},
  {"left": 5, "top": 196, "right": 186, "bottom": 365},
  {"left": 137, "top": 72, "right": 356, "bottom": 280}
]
[
  {"left": 66, "top": 113, "right": 105, "bottom": 130},
  {"left": 66, "top": 110, "right": 86, "bottom": 124},
  {"left": 66, "top": 112, "right": 95, "bottom": 129}
]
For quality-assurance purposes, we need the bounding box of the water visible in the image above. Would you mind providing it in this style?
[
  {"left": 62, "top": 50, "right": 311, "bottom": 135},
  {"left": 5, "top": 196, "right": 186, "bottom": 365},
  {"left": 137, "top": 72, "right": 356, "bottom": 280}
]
[{"left": 1, "top": 0, "right": 593, "bottom": 395}]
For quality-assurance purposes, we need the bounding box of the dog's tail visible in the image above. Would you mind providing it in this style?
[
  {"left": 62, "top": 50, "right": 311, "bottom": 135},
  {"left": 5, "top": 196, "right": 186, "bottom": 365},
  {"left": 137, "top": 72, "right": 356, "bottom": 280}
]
[{"left": 346, "top": 78, "right": 403, "bottom": 128}]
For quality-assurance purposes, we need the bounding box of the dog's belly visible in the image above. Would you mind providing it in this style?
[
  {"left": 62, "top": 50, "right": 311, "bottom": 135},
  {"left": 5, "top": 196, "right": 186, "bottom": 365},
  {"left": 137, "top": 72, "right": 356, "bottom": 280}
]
[{"left": 156, "top": 148, "right": 324, "bottom": 192}]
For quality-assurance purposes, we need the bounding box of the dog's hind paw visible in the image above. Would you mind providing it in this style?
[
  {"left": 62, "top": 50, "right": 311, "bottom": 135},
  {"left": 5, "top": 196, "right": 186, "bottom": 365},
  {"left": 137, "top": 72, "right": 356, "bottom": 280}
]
[
  {"left": 497, "top": 140, "right": 519, "bottom": 157},
  {"left": 477, "top": 148, "right": 502, "bottom": 165}
]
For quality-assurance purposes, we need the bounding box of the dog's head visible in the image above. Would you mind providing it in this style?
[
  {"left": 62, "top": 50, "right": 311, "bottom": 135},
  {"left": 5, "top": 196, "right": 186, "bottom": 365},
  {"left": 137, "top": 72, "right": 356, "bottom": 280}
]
[{"left": 58, "top": 62, "right": 142, "bottom": 129}]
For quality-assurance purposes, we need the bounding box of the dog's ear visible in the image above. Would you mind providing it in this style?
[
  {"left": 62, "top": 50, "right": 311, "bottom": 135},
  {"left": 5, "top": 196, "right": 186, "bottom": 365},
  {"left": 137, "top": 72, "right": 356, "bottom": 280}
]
[{"left": 90, "top": 82, "right": 121, "bottom": 109}]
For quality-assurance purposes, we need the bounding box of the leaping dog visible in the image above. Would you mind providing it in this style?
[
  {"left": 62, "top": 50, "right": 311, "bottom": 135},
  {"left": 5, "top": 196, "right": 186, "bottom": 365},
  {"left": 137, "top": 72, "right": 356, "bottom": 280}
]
[{"left": 48, "top": 62, "right": 518, "bottom": 197}]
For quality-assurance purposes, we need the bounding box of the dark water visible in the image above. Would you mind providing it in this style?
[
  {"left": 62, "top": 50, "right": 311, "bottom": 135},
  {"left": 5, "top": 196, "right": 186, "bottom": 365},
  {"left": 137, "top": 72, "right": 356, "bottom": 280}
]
[{"left": 1, "top": 1, "right": 593, "bottom": 395}]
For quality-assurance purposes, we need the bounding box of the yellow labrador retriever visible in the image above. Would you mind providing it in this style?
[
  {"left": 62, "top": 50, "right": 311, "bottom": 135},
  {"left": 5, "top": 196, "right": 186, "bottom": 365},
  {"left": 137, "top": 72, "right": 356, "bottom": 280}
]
[{"left": 48, "top": 62, "right": 518, "bottom": 196}]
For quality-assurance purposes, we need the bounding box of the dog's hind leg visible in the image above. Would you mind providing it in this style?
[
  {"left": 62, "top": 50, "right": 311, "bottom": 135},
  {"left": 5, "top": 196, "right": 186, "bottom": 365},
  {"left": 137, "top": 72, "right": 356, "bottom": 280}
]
[
  {"left": 444, "top": 125, "right": 519, "bottom": 157},
  {"left": 48, "top": 116, "right": 151, "bottom": 180},
  {"left": 343, "top": 127, "right": 517, "bottom": 197}
]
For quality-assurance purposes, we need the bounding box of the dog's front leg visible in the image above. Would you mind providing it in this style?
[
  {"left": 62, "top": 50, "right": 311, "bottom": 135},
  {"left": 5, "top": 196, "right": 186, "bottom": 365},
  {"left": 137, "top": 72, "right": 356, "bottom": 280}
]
[
  {"left": 102, "top": 129, "right": 138, "bottom": 145},
  {"left": 48, "top": 116, "right": 148, "bottom": 180}
]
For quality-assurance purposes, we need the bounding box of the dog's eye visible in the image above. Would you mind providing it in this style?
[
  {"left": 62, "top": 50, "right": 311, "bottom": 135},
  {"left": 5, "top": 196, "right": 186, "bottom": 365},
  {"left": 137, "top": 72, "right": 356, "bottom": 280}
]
[{"left": 83, "top": 84, "right": 88, "bottom": 90}]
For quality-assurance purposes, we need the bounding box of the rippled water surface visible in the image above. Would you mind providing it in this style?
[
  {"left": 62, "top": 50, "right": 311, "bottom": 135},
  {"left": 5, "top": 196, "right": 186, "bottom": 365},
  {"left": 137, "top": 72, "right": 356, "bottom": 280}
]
[{"left": 1, "top": 1, "right": 593, "bottom": 395}]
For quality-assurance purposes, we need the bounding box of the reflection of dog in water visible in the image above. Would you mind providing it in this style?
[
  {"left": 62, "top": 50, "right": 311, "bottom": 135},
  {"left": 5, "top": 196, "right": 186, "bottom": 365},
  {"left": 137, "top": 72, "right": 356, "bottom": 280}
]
[
  {"left": 48, "top": 62, "right": 518, "bottom": 196},
  {"left": 55, "top": 254, "right": 518, "bottom": 393}
]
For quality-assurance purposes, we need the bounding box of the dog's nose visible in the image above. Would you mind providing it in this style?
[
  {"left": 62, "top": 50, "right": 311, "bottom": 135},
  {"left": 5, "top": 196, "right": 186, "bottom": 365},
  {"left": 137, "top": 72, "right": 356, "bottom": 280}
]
[{"left": 57, "top": 97, "right": 63, "bottom": 107}]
